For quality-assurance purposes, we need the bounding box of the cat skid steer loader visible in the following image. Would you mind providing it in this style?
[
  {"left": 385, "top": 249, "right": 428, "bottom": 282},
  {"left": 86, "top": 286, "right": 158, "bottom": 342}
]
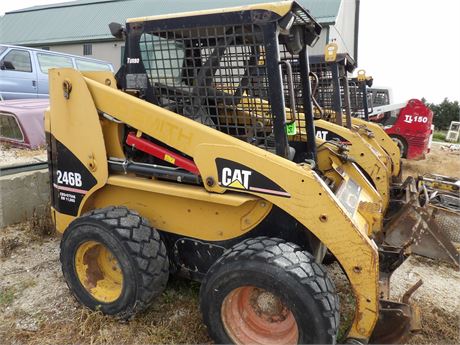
[
  {"left": 302, "top": 54, "right": 459, "bottom": 264},
  {"left": 211, "top": 38, "right": 459, "bottom": 266},
  {"left": 346, "top": 71, "right": 402, "bottom": 180},
  {"left": 347, "top": 70, "right": 460, "bottom": 252},
  {"left": 48, "top": 2, "right": 434, "bottom": 344}
]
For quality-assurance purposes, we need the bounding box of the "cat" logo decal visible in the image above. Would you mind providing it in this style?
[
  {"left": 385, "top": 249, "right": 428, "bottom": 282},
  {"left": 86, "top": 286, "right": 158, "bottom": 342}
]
[
  {"left": 216, "top": 158, "right": 290, "bottom": 198},
  {"left": 221, "top": 168, "right": 252, "bottom": 190}
]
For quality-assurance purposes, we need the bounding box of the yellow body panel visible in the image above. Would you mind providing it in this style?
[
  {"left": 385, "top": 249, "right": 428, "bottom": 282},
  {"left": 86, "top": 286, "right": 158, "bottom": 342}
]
[
  {"left": 349, "top": 122, "right": 392, "bottom": 172},
  {"left": 82, "top": 72, "right": 125, "bottom": 160},
  {"left": 321, "top": 150, "right": 383, "bottom": 235},
  {"left": 86, "top": 176, "right": 273, "bottom": 241},
  {"left": 47, "top": 69, "right": 109, "bottom": 217},
  {"left": 47, "top": 69, "right": 381, "bottom": 339},
  {"left": 352, "top": 117, "right": 401, "bottom": 177}
]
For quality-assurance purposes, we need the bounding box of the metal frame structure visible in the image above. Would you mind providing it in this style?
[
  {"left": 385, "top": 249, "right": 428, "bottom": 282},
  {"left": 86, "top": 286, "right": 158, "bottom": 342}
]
[
  {"left": 308, "top": 53, "right": 356, "bottom": 127},
  {"left": 118, "top": 3, "right": 321, "bottom": 161}
]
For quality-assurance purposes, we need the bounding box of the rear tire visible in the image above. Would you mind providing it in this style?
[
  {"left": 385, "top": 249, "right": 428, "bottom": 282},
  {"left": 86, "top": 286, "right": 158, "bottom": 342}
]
[
  {"left": 390, "top": 135, "right": 407, "bottom": 158},
  {"left": 200, "top": 237, "right": 339, "bottom": 344},
  {"left": 60, "top": 206, "right": 169, "bottom": 319}
]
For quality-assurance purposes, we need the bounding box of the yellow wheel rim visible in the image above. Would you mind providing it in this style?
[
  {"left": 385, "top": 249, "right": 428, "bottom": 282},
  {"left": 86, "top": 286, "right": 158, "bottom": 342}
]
[{"left": 75, "top": 240, "right": 123, "bottom": 303}]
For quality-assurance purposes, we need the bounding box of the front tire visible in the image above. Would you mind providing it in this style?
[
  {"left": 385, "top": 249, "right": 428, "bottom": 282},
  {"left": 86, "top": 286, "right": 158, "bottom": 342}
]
[
  {"left": 60, "top": 206, "right": 169, "bottom": 319},
  {"left": 200, "top": 237, "right": 339, "bottom": 344}
]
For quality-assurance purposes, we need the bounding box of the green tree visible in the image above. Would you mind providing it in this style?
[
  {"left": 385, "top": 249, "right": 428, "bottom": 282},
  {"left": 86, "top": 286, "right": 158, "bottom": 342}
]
[{"left": 424, "top": 98, "right": 460, "bottom": 130}]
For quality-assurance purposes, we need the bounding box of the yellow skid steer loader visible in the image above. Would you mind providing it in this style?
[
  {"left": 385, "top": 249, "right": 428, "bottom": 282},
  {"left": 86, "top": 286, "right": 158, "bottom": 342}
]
[
  {"left": 345, "top": 69, "right": 460, "bottom": 259},
  {"left": 297, "top": 53, "right": 460, "bottom": 265},
  {"left": 46, "top": 2, "right": 451, "bottom": 344}
]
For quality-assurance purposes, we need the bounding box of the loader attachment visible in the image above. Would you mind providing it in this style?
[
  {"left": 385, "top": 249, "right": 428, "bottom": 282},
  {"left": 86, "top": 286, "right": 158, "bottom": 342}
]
[
  {"left": 384, "top": 177, "right": 460, "bottom": 267},
  {"left": 370, "top": 296, "right": 422, "bottom": 344},
  {"left": 417, "top": 173, "right": 460, "bottom": 246},
  {"left": 418, "top": 173, "right": 460, "bottom": 194},
  {"left": 428, "top": 204, "right": 460, "bottom": 245},
  {"left": 370, "top": 246, "right": 422, "bottom": 344}
]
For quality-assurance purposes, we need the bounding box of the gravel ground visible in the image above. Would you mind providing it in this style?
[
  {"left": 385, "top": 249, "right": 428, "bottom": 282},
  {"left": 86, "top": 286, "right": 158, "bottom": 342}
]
[
  {"left": 0, "top": 145, "right": 47, "bottom": 167},
  {"left": 1, "top": 222, "right": 459, "bottom": 344}
]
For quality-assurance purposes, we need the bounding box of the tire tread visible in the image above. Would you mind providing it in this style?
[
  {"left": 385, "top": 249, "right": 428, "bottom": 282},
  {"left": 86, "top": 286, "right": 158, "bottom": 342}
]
[
  {"left": 61, "top": 206, "right": 168, "bottom": 319},
  {"left": 202, "top": 236, "right": 340, "bottom": 339}
]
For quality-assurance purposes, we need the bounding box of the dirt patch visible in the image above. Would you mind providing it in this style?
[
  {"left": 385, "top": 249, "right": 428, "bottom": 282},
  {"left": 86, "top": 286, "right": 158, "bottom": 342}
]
[
  {"left": 327, "top": 263, "right": 355, "bottom": 341},
  {"left": 0, "top": 237, "right": 22, "bottom": 258},
  {"left": 0, "top": 145, "right": 46, "bottom": 167},
  {"left": 2, "top": 221, "right": 458, "bottom": 345},
  {"left": 403, "top": 142, "right": 460, "bottom": 179},
  {"left": 0, "top": 223, "right": 210, "bottom": 345},
  {"left": 390, "top": 256, "right": 460, "bottom": 344}
]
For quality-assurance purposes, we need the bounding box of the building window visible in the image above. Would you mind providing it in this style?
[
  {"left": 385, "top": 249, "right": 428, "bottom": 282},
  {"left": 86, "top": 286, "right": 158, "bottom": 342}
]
[
  {"left": 41, "top": 47, "right": 50, "bottom": 51},
  {"left": 75, "top": 59, "right": 111, "bottom": 71},
  {"left": 83, "top": 43, "right": 92, "bottom": 56}
]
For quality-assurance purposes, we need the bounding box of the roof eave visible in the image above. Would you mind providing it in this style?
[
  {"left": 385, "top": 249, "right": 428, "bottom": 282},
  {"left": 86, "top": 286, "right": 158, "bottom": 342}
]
[{"left": 1, "top": 36, "right": 118, "bottom": 46}]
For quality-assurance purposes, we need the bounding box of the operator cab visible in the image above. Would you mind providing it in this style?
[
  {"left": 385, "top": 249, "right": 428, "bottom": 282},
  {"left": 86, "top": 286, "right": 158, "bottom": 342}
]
[{"left": 112, "top": 1, "right": 321, "bottom": 163}]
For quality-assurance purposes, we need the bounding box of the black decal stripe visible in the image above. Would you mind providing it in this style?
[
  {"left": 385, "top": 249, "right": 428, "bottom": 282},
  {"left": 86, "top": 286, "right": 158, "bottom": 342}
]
[{"left": 48, "top": 134, "right": 97, "bottom": 216}]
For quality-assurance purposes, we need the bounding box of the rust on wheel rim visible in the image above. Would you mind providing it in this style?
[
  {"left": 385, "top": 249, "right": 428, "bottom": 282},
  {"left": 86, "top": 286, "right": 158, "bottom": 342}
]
[
  {"left": 221, "top": 286, "right": 299, "bottom": 345},
  {"left": 75, "top": 241, "right": 123, "bottom": 303}
]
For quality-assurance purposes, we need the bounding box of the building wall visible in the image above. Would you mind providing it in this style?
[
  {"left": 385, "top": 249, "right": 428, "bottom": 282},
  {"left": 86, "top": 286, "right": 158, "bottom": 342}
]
[
  {"left": 328, "top": 0, "right": 357, "bottom": 61},
  {"left": 308, "top": 31, "right": 329, "bottom": 57},
  {"left": 46, "top": 41, "right": 124, "bottom": 71},
  {"left": 302, "top": 0, "right": 358, "bottom": 62}
]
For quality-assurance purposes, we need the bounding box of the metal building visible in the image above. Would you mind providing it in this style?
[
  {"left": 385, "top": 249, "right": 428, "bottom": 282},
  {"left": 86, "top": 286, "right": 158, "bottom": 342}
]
[{"left": 0, "top": 0, "right": 359, "bottom": 71}]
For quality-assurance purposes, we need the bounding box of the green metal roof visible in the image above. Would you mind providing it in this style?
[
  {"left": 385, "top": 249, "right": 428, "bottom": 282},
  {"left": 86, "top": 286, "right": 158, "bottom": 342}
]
[{"left": 0, "top": 0, "right": 342, "bottom": 46}]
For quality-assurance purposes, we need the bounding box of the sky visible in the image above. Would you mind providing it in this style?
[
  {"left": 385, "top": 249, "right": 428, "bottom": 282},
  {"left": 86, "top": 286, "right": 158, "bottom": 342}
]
[
  {"left": 358, "top": 0, "right": 460, "bottom": 104},
  {"left": 1, "top": 0, "right": 459, "bottom": 104},
  {"left": 0, "top": 0, "right": 72, "bottom": 15}
]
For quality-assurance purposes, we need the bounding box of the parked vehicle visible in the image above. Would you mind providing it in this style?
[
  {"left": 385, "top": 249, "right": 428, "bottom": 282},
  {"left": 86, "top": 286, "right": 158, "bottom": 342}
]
[
  {"left": 0, "top": 44, "right": 114, "bottom": 100},
  {"left": 346, "top": 81, "right": 434, "bottom": 160},
  {"left": 368, "top": 99, "right": 434, "bottom": 159},
  {"left": 0, "top": 99, "right": 49, "bottom": 148}
]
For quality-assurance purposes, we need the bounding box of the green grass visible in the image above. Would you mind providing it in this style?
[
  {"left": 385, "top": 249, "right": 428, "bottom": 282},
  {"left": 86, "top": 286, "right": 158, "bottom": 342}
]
[
  {"left": 0, "top": 286, "right": 17, "bottom": 307},
  {"left": 432, "top": 131, "right": 446, "bottom": 142},
  {"left": 0, "top": 279, "right": 37, "bottom": 310},
  {"left": 432, "top": 130, "right": 460, "bottom": 143}
]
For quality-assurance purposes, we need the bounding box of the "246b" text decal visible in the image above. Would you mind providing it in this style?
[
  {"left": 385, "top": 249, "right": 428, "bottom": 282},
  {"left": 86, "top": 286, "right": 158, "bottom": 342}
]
[{"left": 56, "top": 170, "right": 82, "bottom": 187}]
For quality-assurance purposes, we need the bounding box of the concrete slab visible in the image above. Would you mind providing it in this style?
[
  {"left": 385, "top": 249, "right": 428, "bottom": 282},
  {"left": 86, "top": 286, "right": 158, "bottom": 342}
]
[{"left": 0, "top": 169, "right": 49, "bottom": 227}]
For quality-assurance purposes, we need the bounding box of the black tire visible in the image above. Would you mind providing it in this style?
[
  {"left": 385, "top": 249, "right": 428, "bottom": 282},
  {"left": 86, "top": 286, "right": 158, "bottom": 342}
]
[
  {"left": 200, "top": 237, "right": 339, "bottom": 344},
  {"left": 390, "top": 135, "right": 407, "bottom": 158},
  {"left": 60, "top": 206, "right": 169, "bottom": 319}
]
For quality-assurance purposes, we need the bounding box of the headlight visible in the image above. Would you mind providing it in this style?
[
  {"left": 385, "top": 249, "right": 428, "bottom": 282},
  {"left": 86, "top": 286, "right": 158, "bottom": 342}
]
[{"left": 335, "top": 177, "right": 362, "bottom": 216}]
